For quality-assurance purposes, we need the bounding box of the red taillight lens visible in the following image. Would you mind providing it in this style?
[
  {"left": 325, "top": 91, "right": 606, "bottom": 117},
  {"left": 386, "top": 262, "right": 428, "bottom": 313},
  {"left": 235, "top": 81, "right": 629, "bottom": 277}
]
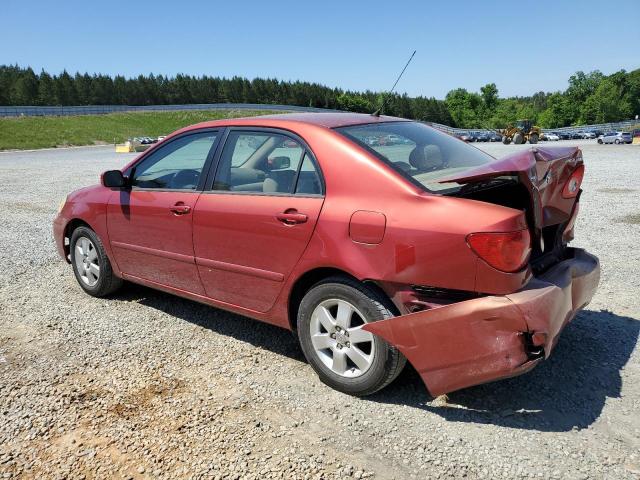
[
  {"left": 467, "top": 230, "right": 531, "bottom": 273},
  {"left": 562, "top": 164, "right": 584, "bottom": 198}
]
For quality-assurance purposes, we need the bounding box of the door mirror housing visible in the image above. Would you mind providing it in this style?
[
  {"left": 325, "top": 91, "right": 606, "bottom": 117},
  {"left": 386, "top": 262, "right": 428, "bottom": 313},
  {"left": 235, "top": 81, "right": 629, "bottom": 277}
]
[{"left": 101, "top": 170, "right": 127, "bottom": 188}]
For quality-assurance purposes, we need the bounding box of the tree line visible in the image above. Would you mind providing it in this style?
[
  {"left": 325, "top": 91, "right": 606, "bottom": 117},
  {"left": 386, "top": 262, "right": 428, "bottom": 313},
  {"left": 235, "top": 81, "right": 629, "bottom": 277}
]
[{"left": 1, "top": 65, "right": 638, "bottom": 128}]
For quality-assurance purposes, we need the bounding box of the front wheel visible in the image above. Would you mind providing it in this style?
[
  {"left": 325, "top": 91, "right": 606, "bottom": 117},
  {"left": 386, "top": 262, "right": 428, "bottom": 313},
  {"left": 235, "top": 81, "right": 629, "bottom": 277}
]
[
  {"left": 614, "top": 139, "right": 620, "bottom": 144},
  {"left": 70, "top": 226, "right": 123, "bottom": 297},
  {"left": 513, "top": 132, "right": 525, "bottom": 144},
  {"left": 297, "top": 277, "right": 406, "bottom": 396},
  {"left": 529, "top": 133, "right": 539, "bottom": 144}
]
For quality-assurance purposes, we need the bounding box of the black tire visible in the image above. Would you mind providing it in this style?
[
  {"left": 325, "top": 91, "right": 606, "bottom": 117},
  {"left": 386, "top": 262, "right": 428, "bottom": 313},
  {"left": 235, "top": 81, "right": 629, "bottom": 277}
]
[
  {"left": 513, "top": 132, "right": 524, "bottom": 144},
  {"left": 70, "top": 226, "right": 123, "bottom": 297},
  {"left": 502, "top": 136, "right": 511, "bottom": 144},
  {"left": 614, "top": 139, "right": 620, "bottom": 144},
  {"left": 297, "top": 276, "right": 406, "bottom": 396},
  {"left": 529, "top": 133, "right": 539, "bottom": 144}
]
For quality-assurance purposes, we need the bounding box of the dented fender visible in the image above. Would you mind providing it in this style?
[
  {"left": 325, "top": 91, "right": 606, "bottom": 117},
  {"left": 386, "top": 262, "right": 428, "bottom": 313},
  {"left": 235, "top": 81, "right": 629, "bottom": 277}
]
[{"left": 363, "top": 248, "right": 600, "bottom": 396}]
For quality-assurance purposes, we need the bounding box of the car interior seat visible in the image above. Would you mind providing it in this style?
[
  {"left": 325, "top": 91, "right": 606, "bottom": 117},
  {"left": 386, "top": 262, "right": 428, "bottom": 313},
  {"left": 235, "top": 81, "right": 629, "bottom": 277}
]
[
  {"left": 169, "top": 169, "right": 200, "bottom": 189},
  {"left": 409, "top": 144, "right": 444, "bottom": 172},
  {"left": 263, "top": 169, "right": 296, "bottom": 193}
]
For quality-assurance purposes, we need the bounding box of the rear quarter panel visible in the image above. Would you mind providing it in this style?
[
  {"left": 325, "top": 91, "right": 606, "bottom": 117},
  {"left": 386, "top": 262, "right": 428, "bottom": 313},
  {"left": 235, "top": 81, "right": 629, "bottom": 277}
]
[{"left": 271, "top": 127, "right": 530, "bottom": 323}]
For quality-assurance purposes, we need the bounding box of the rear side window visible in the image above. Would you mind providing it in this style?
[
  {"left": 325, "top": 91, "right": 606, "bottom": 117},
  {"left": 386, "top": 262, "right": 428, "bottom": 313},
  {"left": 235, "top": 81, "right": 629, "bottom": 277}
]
[
  {"left": 295, "top": 154, "right": 322, "bottom": 195},
  {"left": 336, "top": 122, "right": 496, "bottom": 193},
  {"left": 212, "top": 131, "right": 322, "bottom": 195}
]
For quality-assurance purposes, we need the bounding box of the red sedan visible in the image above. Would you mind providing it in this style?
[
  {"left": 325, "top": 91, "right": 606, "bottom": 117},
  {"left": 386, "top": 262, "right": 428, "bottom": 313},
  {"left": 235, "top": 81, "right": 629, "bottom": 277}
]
[{"left": 53, "top": 113, "right": 600, "bottom": 397}]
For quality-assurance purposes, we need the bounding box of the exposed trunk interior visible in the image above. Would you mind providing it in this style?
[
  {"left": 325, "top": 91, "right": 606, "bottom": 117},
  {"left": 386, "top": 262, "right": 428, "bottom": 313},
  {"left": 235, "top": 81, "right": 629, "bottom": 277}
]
[{"left": 450, "top": 177, "right": 571, "bottom": 275}]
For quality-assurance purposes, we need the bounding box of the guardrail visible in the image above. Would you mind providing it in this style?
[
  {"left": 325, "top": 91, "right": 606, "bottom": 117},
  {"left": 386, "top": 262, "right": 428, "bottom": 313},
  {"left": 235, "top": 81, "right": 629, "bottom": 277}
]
[{"left": 0, "top": 103, "right": 340, "bottom": 117}]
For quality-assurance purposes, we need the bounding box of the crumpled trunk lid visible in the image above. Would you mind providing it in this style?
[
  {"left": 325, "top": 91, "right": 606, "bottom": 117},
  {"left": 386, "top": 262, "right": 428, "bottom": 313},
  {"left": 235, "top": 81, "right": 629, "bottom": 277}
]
[{"left": 440, "top": 146, "right": 583, "bottom": 230}]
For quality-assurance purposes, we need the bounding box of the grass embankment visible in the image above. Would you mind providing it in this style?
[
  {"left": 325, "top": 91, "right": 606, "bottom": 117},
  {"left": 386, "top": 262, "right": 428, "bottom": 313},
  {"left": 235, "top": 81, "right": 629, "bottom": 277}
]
[{"left": 0, "top": 109, "right": 279, "bottom": 150}]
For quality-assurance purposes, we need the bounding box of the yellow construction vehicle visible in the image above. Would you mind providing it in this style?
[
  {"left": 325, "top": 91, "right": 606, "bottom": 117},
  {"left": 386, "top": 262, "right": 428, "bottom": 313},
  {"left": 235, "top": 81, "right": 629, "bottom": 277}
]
[{"left": 500, "top": 120, "right": 542, "bottom": 145}]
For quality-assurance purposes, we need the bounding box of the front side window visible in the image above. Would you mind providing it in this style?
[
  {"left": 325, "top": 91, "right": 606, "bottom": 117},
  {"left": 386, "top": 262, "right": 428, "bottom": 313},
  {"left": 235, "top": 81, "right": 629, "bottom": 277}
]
[
  {"left": 336, "top": 122, "right": 496, "bottom": 193},
  {"left": 213, "top": 131, "right": 314, "bottom": 194},
  {"left": 131, "top": 131, "right": 217, "bottom": 190}
]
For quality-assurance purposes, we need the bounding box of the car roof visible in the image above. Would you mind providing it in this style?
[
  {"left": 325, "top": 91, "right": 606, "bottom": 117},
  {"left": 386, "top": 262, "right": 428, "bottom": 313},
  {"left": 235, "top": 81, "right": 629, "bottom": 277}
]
[{"left": 185, "top": 112, "right": 412, "bottom": 130}]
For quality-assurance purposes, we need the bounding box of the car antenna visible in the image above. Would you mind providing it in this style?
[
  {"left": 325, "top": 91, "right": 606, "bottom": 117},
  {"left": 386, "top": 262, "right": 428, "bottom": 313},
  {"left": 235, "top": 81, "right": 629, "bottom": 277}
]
[{"left": 372, "top": 50, "right": 416, "bottom": 117}]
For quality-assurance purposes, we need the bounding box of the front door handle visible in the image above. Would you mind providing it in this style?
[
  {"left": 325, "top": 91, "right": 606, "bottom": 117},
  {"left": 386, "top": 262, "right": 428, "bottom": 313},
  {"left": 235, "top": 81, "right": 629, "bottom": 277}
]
[
  {"left": 276, "top": 209, "right": 308, "bottom": 225},
  {"left": 170, "top": 202, "right": 191, "bottom": 215}
]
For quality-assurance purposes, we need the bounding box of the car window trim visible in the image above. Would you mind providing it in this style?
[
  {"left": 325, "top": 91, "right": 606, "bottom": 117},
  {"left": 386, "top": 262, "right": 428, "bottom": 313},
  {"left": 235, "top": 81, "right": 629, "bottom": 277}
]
[
  {"left": 123, "top": 128, "right": 221, "bottom": 192},
  {"left": 203, "top": 126, "right": 325, "bottom": 197}
]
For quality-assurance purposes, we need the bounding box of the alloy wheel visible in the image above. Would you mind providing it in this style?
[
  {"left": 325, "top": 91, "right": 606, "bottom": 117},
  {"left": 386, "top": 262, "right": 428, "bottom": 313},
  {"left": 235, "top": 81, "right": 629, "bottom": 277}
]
[
  {"left": 74, "top": 236, "right": 100, "bottom": 286},
  {"left": 309, "top": 299, "right": 376, "bottom": 378}
]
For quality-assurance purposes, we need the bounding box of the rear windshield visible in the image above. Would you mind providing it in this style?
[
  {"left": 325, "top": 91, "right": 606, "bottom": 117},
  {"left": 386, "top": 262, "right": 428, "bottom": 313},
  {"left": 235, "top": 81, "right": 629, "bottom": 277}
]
[{"left": 335, "top": 121, "right": 496, "bottom": 193}]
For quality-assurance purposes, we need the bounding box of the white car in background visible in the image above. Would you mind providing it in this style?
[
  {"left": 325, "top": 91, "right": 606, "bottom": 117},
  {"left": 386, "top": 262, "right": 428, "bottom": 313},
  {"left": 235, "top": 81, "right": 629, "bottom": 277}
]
[
  {"left": 544, "top": 132, "right": 560, "bottom": 141},
  {"left": 598, "top": 132, "right": 632, "bottom": 144}
]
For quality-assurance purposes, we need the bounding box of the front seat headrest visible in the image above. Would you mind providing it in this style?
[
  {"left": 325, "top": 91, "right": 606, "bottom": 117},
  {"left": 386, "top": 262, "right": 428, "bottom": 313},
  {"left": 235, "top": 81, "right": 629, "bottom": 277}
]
[{"left": 409, "top": 144, "right": 443, "bottom": 172}]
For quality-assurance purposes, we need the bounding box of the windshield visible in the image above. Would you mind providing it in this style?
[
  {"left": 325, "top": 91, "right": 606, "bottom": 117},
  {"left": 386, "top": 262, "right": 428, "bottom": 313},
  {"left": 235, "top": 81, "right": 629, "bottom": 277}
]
[{"left": 335, "top": 121, "right": 496, "bottom": 193}]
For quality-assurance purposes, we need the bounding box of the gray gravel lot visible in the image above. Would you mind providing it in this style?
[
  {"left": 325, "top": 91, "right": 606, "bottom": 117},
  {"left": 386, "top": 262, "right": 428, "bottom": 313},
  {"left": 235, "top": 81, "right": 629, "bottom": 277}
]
[{"left": 1, "top": 140, "right": 639, "bottom": 479}]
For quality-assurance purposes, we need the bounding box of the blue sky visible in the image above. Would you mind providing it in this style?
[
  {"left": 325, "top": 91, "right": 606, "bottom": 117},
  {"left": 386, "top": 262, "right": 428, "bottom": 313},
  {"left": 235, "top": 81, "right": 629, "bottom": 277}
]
[{"left": 1, "top": 0, "right": 638, "bottom": 99}]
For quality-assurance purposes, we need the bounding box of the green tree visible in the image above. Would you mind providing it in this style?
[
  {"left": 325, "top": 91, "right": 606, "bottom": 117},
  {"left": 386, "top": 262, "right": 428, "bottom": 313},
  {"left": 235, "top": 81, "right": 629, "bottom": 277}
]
[
  {"left": 480, "top": 83, "right": 498, "bottom": 111},
  {"left": 580, "top": 75, "right": 633, "bottom": 124},
  {"left": 538, "top": 93, "right": 573, "bottom": 128},
  {"left": 37, "top": 71, "right": 56, "bottom": 105},
  {"left": 10, "top": 67, "right": 38, "bottom": 104},
  {"left": 445, "top": 88, "right": 482, "bottom": 127}
]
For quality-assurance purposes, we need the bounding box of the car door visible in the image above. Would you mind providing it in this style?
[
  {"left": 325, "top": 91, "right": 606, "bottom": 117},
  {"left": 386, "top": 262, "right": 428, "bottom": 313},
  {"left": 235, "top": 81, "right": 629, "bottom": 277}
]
[
  {"left": 107, "top": 130, "right": 219, "bottom": 294},
  {"left": 192, "top": 129, "right": 325, "bottom": 312}
]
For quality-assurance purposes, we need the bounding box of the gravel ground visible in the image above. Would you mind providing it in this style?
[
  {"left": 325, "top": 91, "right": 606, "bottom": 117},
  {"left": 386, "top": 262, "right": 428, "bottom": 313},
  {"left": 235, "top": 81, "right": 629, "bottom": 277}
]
[{"left": 1, "top": 140, "right": 639, "bottom": 479}]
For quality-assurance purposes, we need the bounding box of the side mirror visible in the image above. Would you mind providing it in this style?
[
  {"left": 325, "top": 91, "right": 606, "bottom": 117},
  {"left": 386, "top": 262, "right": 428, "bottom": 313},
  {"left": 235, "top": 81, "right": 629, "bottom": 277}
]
[
  {"left": 267, "top": 156, "right": 291, "bottom": 170},
  {"left": 101, "top": 170, "right": 126, "bottom": 188}
]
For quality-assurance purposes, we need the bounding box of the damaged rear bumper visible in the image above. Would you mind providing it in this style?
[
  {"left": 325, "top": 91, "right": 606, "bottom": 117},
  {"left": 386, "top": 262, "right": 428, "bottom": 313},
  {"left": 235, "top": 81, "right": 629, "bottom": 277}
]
[{"left": 363, "top": 248, "right": 600, "bottom": 396}]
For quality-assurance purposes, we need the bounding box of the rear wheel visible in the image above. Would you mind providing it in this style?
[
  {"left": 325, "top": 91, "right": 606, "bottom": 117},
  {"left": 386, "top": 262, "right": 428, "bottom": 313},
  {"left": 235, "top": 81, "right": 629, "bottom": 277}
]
[
  {"left": 70, "top": 226, "right": 122, "bottom": 297},
  {"left": 614, "top": 139, "right": 620, "bottom": 144},
  {"left": 513, "top": 132, "right": 524, "bottom": 144},
  {"left": 529, "top": 133, "right": 539, "bottom": 144},
  {"left": 297, "top": 277, "right": 406, "bottom": 396}
]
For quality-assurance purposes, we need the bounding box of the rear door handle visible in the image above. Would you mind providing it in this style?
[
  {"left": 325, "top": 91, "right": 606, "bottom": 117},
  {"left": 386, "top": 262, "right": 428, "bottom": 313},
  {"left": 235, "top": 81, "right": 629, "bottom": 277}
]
[
  {"left": 276, "top": 210, "right": 308, "bottom": 225},
  {"left": 170, "top": 202, "right": 191, "bottom": 215}
]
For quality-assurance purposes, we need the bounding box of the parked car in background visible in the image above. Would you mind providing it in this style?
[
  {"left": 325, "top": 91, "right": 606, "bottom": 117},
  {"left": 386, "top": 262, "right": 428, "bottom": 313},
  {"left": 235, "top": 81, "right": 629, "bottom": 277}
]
[
  {"left": 53, "top": 112, "right": 599, "bottom": 397},
  {"left": 475, "top": 132, "right": 490, "bottom": 142},
  {"left": 558, "top": 132, "right": 572, "bottom": 140},
  {"left": 571, "top": 132, "right": 584, "bottom": 140},
  {"left": 488, "top": 132, "right": 502, "bottom": 142},
  {"left": 543, "top": 132, "right": 560, "bottom": 141},
  {"left": 582, "top": 131, "right": 596, "bottom": 139},
  {"left": 599, "top": 132, "right": 632, "bottom": 144},
  {"left": 455, "top": 131, "right": 472, "bottom": 142}
]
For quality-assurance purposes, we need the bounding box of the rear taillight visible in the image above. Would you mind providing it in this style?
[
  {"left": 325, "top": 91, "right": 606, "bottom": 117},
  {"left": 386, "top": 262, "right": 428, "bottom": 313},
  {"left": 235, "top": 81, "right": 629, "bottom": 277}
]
[
  {"left": 562, "top": 164, "right": 584, "bottom": 198},
  {"left": 467, "top": 230, "right": 531, "bottom": 273}
]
